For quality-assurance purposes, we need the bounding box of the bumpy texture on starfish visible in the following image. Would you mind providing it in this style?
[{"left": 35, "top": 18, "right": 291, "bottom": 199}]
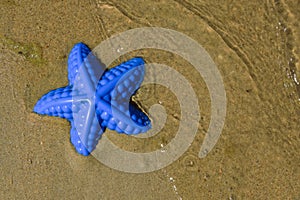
[{"left": 34, "top": 43, "right": 151, "bottom": 156}]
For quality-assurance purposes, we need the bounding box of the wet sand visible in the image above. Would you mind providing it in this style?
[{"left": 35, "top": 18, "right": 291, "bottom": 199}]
[{"left": 0, "top": 0, "right": 299, "bottom": 199}]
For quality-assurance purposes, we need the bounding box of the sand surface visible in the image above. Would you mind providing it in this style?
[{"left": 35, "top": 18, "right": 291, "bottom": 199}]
[{"left": 0, "top": 0, "right": 299, "bottom": 199}]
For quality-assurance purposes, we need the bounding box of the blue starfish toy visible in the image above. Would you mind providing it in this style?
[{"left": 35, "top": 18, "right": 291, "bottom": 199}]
[{"left": 34, "top": 43, "right": 151, "bottom": 156}]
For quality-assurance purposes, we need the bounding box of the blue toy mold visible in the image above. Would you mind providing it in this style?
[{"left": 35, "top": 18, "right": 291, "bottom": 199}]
[{"left": 34, "top": 43, "right": 151, "bottom": 156}]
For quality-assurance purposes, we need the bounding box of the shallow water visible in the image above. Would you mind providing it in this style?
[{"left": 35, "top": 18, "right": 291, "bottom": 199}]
[{"left": 0, "top": 0, "right": 299, "bottom": 199}]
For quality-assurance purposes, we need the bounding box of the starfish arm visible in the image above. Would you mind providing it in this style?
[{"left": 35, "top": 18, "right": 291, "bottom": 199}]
[
  {"left": 68, "top": 43, "right": 88, "bottom": 85},
  {"left": 96, "top": 57, "right": 145, "bottom": 96},
  {"left": 68, "top": 43, "right": 105, "bottom": 91},
  {"left": 95, "top": 58, "right": 151, "bottom": 135},
  {"left": 72, "top": 95, "right": 106, "bottom": 155},
  {"left": 33, "top": 86, "right": 74, "bottom": 120},
  {"left": 70, "top": 116, "right": 105, "bottom": 156},
  {"left": 70, "top": 120, "right": 90, "bottom": 156}
]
